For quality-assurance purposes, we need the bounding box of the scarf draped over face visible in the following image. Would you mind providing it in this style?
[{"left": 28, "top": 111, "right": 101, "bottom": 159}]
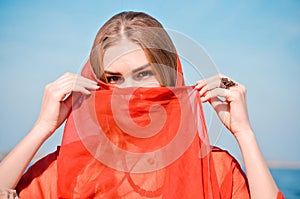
[{"left": 55, "top": 59, "right": 221, "bottom": 198}]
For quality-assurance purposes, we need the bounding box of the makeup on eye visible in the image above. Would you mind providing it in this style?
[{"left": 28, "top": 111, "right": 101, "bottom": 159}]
[
  {"left": 103, "top": 71, "right": 124, "bottom": 84},
  {"left": 132, "top": 69, "right": 155, "bottom": 81},
  {"left": 104, "top": 63, "right": 157, "bottom": 85},
  {"left": 106, "top": 75, "right": 124, "bottom": 84}
]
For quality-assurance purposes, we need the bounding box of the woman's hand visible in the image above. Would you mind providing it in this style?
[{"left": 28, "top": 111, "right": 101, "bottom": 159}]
[
  {"left": 0, "top": 73, "right": 99, "bottom": 189},
  {"left": 35, "top": 72, "right": 99, "bottom": 138},
  {"left": 196, "top": 75, "right": 281, "bottom": 198},
  {"left": 195, "top": 74, "right": 251, "bottom": 136}
]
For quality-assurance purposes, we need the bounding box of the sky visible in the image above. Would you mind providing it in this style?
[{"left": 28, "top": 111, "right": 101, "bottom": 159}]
[{"left": 0, "top": 0, "right": 299, "bottom": 166}]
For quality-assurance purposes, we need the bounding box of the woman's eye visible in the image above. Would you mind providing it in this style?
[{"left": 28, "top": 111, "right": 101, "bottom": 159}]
[
  {"left": 106, "top": 76, "right": 124, "bottom": 84},
  {"left": 134, "top": 70, "right": 155, "bottom": 81}
]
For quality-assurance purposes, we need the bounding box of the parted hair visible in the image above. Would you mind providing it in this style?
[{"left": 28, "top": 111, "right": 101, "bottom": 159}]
[{"left": 90, "top": 11, "right": 178, "bottom": 86}]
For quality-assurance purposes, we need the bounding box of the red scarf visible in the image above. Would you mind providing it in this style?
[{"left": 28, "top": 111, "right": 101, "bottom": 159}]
[
  {"left": 55, "top": 60, "right": 220, "bottom": 198},
  {"left": 16, "top": 58, "right": 285, "bottom": 199}
]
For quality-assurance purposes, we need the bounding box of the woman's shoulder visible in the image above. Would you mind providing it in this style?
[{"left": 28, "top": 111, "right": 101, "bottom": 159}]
[
  {"left": 210, "top": 146, "right": 246, "bottom": 180},
  {"left": 211, "top": 146, "right": 241, "bottom": 165},
  {"left": 16, "top": 147, "right": 60, "bottom": 197},
  {"left": 210, "top": 146, "right": 250, "bottom": 198}
]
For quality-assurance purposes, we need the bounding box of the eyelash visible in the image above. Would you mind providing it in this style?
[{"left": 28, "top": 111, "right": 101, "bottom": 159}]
[
  {"left": 133, "top": 70, "right": 155, "bottom": 80},
  {"left": 106, "top": 76, "right": 124, "bottom": 84},
  {"left": 106, "top": 70, "right": 155, "bottom": 84}
]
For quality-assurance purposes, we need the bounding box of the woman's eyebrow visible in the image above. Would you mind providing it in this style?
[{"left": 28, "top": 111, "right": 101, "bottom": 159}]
[
  {"left": 131, "top": 64, "right": 152, "bottom": 73},
  {"left": 104, "top": 71, "right": 122, "bottom": 75},
  {"left": 104, "top": 64, "right": 151, "bottom": 75}
]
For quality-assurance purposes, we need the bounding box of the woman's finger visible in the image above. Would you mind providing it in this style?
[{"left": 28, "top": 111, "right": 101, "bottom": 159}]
[
  {"left": 47, "top": 74, "right": 99, "bottom": 101},
  {"left": 196, "top": 74, "right": 240, "bottom": 97},
  {"left": 55, "top": 73, "right": 98, "bottom": 88},
  {"left": 53, "top": 72, "right": 97, "bottom": 87},
  {"left": 77, "top": 75, "right": 99, "bottom": 85},
  {"left": 51, "top": 82, "right": 92, "bottom": 101},
  {"left": 75, "top": 76, "right": 99, "bottom": 90},
  {"left": 73, "top": 85, "right": 93, "bottom": 95},
  {"left": 208, "top": 96, "right": 228, "bottom": 110},
  {"left": 195, "top": 74, "right": 223, "bottom": 96},
  {"left": 62, "top": 92, "right": 82, "bottom": 109},
  {"left": 200, "top": 88, "right": 229, "bottom": 102},
  {"left": 201, "top": 85, "right": 245, "bottom": 103},
  {"left": 55, "top": 92, "right": 83, "bottom": 127},
  {"left": 208, "top": 96, "right": 230, "bottom": 126},
  {"left": 195, "top": 75, "right": 218, "bottom": 90}
]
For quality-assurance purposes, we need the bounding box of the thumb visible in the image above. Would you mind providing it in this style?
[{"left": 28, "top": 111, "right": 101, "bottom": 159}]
[
  {"left": 62, "top": 92, "right": 82, "bottom": 111},
  {"left": 58, "top": 92, "right": 82, "bottom": 125}
]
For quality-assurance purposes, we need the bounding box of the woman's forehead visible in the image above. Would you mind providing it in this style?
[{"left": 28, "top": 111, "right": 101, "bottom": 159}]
[{"left": 103, "top": 40, "right": 149, "bottom": 74}]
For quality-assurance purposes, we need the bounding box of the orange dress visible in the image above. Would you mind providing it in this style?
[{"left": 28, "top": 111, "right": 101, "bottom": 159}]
[
  {"left": 16, "top": 62, "right": 284, "bottom": 198},
  {"left": 16, "top": 147, "right": 284, "bottom": 198},
  {"left": 17, "top": 146, "right": 250, "bottom": 198}
]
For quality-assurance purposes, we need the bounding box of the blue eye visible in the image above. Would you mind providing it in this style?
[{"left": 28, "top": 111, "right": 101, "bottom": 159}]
[{"left": 134, "top": 70, "right": 155, "bottom": 81}]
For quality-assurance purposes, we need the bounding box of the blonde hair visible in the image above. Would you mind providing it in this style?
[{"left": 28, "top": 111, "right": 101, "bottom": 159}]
[{"left": 90, "top": 11, "right": 178, "bottom": 86}]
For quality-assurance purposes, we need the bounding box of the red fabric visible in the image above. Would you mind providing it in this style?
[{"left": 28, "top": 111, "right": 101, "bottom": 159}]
[
  {"left": 15, "top": 60, "right": 280, "bottom": 198},
  {"left": 16, "top": 60, "right": 240, "bottom": 198},
  {"left": 17, "top": 148, "right": 58, "bottom": 198},
  {"left": 56, "top": 83, "right": 218, "bottom": 198},
  {"left": 277, "top": 191, "right": 285, "bottom": 199},
  {"left": 17, "top": 60, "right": 282, "bottom": 199},
  {"left": 17, "top": 147, "right": 254, "bottom": 198},
  {"left": 53, "top": 59, "right": 221, "bottom": 198},
  {"left": 17, "top": 147, "right": 285, "bottom": 198}
]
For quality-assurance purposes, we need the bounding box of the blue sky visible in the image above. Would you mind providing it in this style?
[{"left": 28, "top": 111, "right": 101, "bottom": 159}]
[{"left": 0, "top": 0, "right": 299, "bottom": 165}]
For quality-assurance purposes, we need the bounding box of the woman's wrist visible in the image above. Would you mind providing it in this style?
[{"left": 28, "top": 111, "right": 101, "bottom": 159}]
[
  {"left": 233, "top": 128, "right": 255, "bottom": 144},
  {"left": 31, "top": 122, "right": 54, "bottom": 142}
]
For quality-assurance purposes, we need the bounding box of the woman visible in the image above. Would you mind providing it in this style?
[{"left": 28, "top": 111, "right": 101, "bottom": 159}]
[{"left": 0, "top": 11, "right": 284, "bottom": 198}]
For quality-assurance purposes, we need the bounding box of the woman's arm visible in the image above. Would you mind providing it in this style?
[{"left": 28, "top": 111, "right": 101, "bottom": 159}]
[
  {"left": 196, "top": 74, "right": 279, "bottom": 199},
  {"left": 0, "top": 124, "right": 52, "bottom": 189},
  {"left": 235, "top": 129, "right": 278, "bottom": 199},
  {"left": 0, "top": 73, "right": 99, "bottom": 189}
]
